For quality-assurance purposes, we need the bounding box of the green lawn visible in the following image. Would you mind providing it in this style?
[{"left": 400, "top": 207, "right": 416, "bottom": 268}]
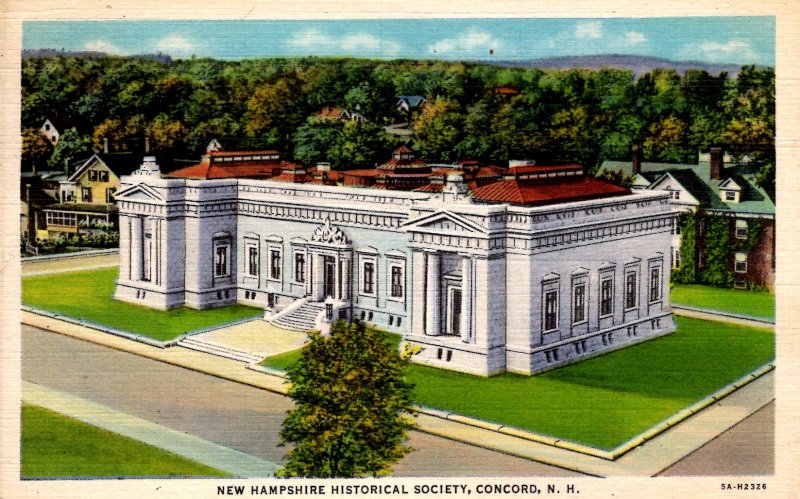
[
  {"left": 671, "top": 284, "right": 775, "bottom": 320},
  {"left": 263, "top": 317, "right": 774, "bottom": 450},
  {"left": 21, "top": 404, "right": 230, "bottom": 478},
  {"left": 22, "top": 267, "right": 262, "bottom": 341}
]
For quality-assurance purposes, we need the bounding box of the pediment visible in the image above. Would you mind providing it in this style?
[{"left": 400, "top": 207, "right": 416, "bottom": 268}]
[
  {"left": 114, "top": 183, "right": 163, "bottom": 201},
  {"left": 402, "top": 211, "right": 487, "bottom": 234}
]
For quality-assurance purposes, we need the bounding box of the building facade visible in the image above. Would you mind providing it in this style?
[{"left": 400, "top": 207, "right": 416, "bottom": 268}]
[{"left": 114, "top": 156, "right": 676, "bottom": 376}]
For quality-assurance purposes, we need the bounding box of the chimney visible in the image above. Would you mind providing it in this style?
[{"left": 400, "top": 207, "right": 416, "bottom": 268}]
[
  {"left": 632, "top": 144, "right": 643, "bottom": 175},
  {"left": 710, "top": 147, "right": 723, "bottom": 180},
  {"left": 144, "top": 136, "right": 150, "bottom": 154},
  {"left": 103, "top": 137, "right": 109, "bottom": 154}
]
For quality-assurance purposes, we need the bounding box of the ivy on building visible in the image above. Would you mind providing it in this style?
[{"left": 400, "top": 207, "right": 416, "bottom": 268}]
[
  {"left": 671, "top": 212, "right": 696, "bottom": 284},
  {"left": 671, "top": 212, "right": 763, "bottom": 288}
]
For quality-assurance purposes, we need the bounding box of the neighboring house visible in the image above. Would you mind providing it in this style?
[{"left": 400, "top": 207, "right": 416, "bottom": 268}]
[
  {"left": 39, "top": 117, "right": 76, "bottom": 145},
  {"left": 598, "top": 146, "right": 775, "bottom": 290},
  {"left": 114, "top": 153, "right": 675, "bottom": 377},
  {"left": 43, "top": 153, "right": 196, "bottom": 240},
  {"left": 396, "top": 95, "right": 427, "bottom": 114},
  {"left": 316, "top": 106, "right": 367, "bottom": 123},
  {"left": 20, "top": 174, "right": 58, "bottom": 245}
]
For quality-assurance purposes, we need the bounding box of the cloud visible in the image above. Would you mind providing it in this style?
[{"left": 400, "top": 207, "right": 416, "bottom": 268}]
[
  {"left": 289, "top": 29, "right": 401, "bottom": 56},
  {"left": 156, "top": 35, "right": 196, "bottom": 55},
  {"left": 428, "top": 28, "right": 502, "bottom": 56},
  {"left": 679, "top": 39, "right": 759, "bottom": 63},
  {"left": 624, "top": 32, "right": 647, "bottom": 45},
  {"left": 341, "top": 33, "right": 402, "bottom": 56},
  {"left": 289, "top": 28, "right": 332, "bottom": 49},
  {"left": 574, "top": 21, "right": 603, "bottom": 40},
  {"left": 83, "top": 40, "right": 123, "bottom": 54}
]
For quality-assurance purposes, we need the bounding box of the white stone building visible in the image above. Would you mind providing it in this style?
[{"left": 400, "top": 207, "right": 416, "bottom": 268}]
[{"left": 114, "top": 156, "right": 676, "bottom": 376}]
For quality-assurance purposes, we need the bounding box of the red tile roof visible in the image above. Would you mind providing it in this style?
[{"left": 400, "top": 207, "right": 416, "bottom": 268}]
[
  {"left": 471, "top": 177, "right": 630, "bottom": 206},
  {"left": 167, "top": 153, "right": 284, "bottom": 179},
  {"left": 507, "top": 163, "right": 583, "bottom": 175},
  {"left": 209, "top": 150, "right": 279, "bottom": 158}
]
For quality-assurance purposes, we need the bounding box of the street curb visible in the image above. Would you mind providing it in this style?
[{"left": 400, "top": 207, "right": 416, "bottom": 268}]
[
  {"left": 21, "top": 306, "right": 170, "bottom": 348},
  {"left": 21, "top": 248, "right": 120, "bottom": 262},
  {"left": 672, "top": 304, "right": 774, "bottom": 326}
]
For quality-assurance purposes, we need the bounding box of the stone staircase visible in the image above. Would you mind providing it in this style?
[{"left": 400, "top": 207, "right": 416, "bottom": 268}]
[
  {"left": 177, "top": 336, "right": 263, "bottom": 364},
  {"left": 270, "top": 302, "right": 324, "bottom": 332}
]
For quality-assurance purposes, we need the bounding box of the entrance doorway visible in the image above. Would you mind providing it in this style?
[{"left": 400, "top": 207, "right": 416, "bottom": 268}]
[
  {"left": 323, "top": 256, "right": 336, "bottom": 299},
  {"left": 448, "top": 287, "right": 462, "bottom": 336}
]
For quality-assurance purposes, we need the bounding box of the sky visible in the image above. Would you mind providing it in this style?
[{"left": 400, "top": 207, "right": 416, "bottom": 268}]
[{"left": 22, "top": 17, "right": 775, "bottom": 66}]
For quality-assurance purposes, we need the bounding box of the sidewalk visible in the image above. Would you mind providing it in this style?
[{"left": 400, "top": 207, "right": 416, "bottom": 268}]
[
  {"left": 22, "top": 381, "right": 281, "bottom": 477},
  {"left": 22, "top": 310, "right": 775, "bottom": 477}
]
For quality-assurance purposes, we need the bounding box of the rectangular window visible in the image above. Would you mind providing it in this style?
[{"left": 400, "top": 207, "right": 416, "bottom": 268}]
[
  {"left": 246, "top": 245, "right": 258, "bottom": 277},
  {"left": 214, "top": 243, "right": 229, "bottom": 277},
  {"left": 270, "top": 250, "right": 281, "bottom": 280},
  {"left": 294, "top": 252, "right": 305, "bottom": 283},
  {"left": 82, "top": 187, "right": 92, "bottom": 203},
  {"left": 735, "top": 252, "right": 747, "bottom": 273},
  {"left": 572, "top": 283, "right": 586, "bottom": 324},
  {"left": 363, "top": 262, "right": 375, "bottom": 295},
  {"left": 88, "top": 170, "right": 98, "bottom": 181},
  {"left": 625, "top": 272, "right": 637, "bottom": 309},
  {"left": 674, "top": 249, "right": 681, "bottom": 269},
  {"left": 106, "top": 187, "right": 116, "bottom": 203},
  {"left": 735, "top": 219, "right": 748, "bottom": 239},
  {"left": 390, "top": 265, "right": 403, "bottom": 298},
  {"left": 99, "top": 171, "right": 109, "bottom": 182},
  {"left": 725, "top": 190, "right": 736, "bottom": 201},
  {"left": 672, "top": 190, "right": 680, "bottom": 200},
  {"left": 600, "top": 277, "right": 613, "bottom": 317},
  {"left": 544, "top": 290, "right": 558, "bottom": 331},
  {"left": 649, "top": 267, "right": 661, "bottom": 302}
]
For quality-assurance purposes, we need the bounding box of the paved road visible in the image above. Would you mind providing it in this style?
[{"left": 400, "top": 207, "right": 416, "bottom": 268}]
[
  {"left": 657, "top": 401, "right": 774, "bottom": 476},
  {"left": 22, "top": 325, "right": 580, "bottom": 477}
]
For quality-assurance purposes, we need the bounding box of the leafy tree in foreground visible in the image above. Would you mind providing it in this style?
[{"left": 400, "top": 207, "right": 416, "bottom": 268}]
[{"left": 278, "top": 320, "right": 415, "bottom": 478}]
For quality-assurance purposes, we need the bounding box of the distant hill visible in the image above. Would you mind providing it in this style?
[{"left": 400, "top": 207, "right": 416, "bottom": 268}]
[
  {"left": 22, "top": 49, "right": 172, "bottom": 63},
  {"left": 488, "top": 54, "right": 749, "bottom": 77}
]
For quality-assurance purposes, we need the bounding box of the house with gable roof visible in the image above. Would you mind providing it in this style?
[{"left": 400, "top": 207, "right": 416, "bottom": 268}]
[{"left": 598, "top": 146, "right": 775, "bottom": 290}]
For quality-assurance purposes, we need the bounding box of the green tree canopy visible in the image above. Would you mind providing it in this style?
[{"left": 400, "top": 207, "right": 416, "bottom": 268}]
[{"left": 279, "top": 321, "right": 415, "bottom": 478}]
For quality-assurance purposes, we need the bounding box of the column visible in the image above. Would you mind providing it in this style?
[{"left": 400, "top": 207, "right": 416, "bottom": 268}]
[
  {"left": 425, "top": 252, "right": 440, "bottom": 336},
  {"left": 118, "top": 215, "right": 131, "bottom": 282},
  {"left": 305, "top": 250, "right": 312, "bottom": 297},
  {"left": 411, "top": 250, "right": 426, "bottom": 335},
  {"left": 460, "top": 256, "right": 473, "bottom": 343},
  {"left": 314, "top": 253, "right": 325, "bottom": 301},
  {"left": 130, "top": 216, "right": 143, "bottom": 281}
]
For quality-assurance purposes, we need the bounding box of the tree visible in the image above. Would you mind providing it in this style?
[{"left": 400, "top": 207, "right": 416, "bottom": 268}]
[
  {"left": 21, "top": 127, "right": 53, "bottom": 172},
  {"left": 278, "top": 320, "right": 415, "bottom": 478},
  {"left": 48, "top": 128, "right": 91, "bottom": 169},
  {"left": 412, "top": 98, "right": 464, "bottom": 162}
]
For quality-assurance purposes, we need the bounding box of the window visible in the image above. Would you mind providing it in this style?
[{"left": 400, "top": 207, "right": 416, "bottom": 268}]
[
  {"left": 625, "top": 271, "right": 637, "bottom": 309},
  {"left": 600, "top": 277, "right": 613, "bottom": 317},
  {"left": 672, "top": 190, "right": 680, "bottom": 200},
  {"left": 214, "top": 242, "right": 229, "bottom": 277},
  {"left": 674, "top": 249, "right": 681, "bottom": 269},
  {"left": 363, "top": 261, "right": 375, "bottom": 295},
  {"left": 572, "top": 283, "right": 586, "bottom": 324},
  {"left": 735, "top": 252, "right": 747, "bottom": 273},
  {"left": 649, "top": 267, "right": 661, "bottom": 302},
  {"left": 725, "top": 190, "right": 736, "bottom": 201},
  {"left": 106, "top": 187, "right": 116, "bottom": 203},
  {"left": 143, "top": 234, "right": 152, "bottom": 281},
  {"left": 46, "top": 211, "right": 77, "bottom": 227},
  {"left": 88, "top": 170, "right": 98, "bottom": 181},
  {"left": 390, "top": 265, "right": 403, "bottom": 298},
  {"left": 99, "top": 170, "right": 109, "bottom": 182},
  {"left": 246, "top": 244, "right": 258, "bottom": 277},
  {"left": 44, "top": 123, "right": 50, "bottom": 131},
  {"left": 294, "top": 252, "right": 305, "bottom": 283},
  {"left": 673, "top": 219, "right": 681, "bottom": 235},
  {"left": 544, "top": 290, "right": 558, "bottom": 331},
  {"left": 81, "top": 187, "right": 92, "bottom": 203},
  {"left": 270, "top": 250, "right": 281, "bottom": 280},
  {"left": 735, "top": 219, "right": 748, "bottom": 239}
]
